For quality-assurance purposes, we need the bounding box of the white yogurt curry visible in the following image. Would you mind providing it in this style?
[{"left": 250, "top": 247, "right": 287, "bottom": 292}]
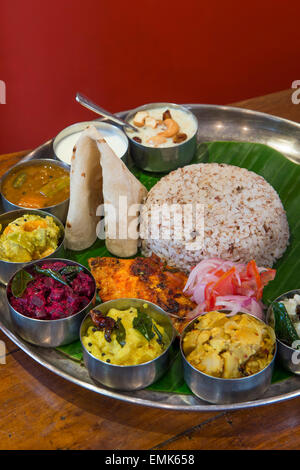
[
  {"left": 55, "top": 127, "right": 128, "bottom": 164},
  {"left": 127, "top": 106, "right": 197, "bottom": 148}
]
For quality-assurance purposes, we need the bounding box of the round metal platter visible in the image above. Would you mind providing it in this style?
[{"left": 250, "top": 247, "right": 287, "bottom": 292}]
[{"left": 1, "top": 104, "right": 300, "bottom": 411}]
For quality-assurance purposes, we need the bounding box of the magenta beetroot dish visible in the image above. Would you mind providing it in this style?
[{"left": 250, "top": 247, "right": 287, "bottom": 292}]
[{"left": 7, "top": 260, "right": 95, "bottom": 320}]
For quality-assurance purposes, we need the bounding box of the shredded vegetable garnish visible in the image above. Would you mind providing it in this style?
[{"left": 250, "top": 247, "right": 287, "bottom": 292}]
[{"left": 183, "top": 258, "right": 276, "bottom": 320}]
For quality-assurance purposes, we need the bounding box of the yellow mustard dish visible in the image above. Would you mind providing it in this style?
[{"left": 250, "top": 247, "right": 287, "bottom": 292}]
[{"left": 82, "top": 305, "right": 169, "bottom": 366}]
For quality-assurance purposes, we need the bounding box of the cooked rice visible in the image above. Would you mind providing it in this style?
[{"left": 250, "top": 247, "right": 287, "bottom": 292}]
[{"left": 140, "top": 163, "right": 289, "bottom": 271}]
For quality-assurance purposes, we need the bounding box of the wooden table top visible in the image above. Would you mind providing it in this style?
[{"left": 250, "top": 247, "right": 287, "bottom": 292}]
[{"left": 1, "top": 88, "right": 300, "bottom": 450}]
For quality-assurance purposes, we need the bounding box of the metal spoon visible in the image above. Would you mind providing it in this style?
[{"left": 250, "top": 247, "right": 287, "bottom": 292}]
[{"left": 76, "top": 93, "right": 139, "bottom": 132}]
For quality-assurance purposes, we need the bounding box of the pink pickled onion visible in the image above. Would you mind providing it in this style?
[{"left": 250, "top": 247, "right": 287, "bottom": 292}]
[{"left": 184, "top": 258, "right": 275, "bottom": 321}]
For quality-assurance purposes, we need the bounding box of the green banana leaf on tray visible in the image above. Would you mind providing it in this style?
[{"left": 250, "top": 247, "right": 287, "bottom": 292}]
[{"left": 58, "top": 141, "right": 300, "bottom": 393}]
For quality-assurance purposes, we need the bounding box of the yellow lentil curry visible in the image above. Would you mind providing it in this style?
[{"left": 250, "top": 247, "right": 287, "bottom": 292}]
[
  {"left": 82, "top": 306, "right": 169, "bottom": 366},
  {"left": 2, "top": 162, "right": 70, "bottom": 209},
  {"left": 183, "top": 311, "right": 275, "bottom": 379},
  {"left": 0, "top": 214, "right": 61, "bottom": 262}
]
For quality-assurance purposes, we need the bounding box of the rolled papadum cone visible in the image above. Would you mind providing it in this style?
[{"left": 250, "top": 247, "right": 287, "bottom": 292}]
[
  {"left": 97, "top": 136, "right": 148, "bottom": 257},
  {"left": 65, "top": 126, "right": 103, "bottom": 250}
]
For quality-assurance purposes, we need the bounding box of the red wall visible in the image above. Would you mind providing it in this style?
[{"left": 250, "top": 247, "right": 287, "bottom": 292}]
[{"left": 1, "top": 0, "right": 300, "bottom": 153}]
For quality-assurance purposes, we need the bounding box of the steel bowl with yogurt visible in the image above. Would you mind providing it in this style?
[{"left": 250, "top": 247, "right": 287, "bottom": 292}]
[{"left": 53, "top": 120, "right": 129, "bottom": 166}]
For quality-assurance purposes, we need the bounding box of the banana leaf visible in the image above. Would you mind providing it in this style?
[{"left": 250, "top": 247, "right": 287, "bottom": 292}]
[{"left": 59, "top": 141, "right": 300, "bottom": 393}]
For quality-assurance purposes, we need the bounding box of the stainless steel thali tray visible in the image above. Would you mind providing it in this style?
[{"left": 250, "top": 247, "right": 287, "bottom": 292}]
[{"left": 1, "top": 104, "right": 300, "bottom": 412}]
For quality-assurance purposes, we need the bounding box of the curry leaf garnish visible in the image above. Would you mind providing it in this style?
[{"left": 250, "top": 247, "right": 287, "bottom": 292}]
[
  {"left": 59, "top": 266, "right": 83, "bottom": 275},
  {"left": 133, "top": 309, "right": 155, "bottom": 342},
  {"left": 115, "top": 318, "right": 126, "bottom": 348},
  {"left": 11, "top": 270, "right": 34, "bottom": 298},
  {"left": 59, "top": 265, "right": 83, "bottom": 283},
  {"left": 153, "top": 323, "right": 164, "bottom": 346},
  {"left": 34, "top": 266, "right": 69, "bottom": 287}
]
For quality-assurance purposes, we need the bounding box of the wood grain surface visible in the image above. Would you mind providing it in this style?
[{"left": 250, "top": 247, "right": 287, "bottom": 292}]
[{"left": 0, "top": 88, "right": 300, "bottom": 450}]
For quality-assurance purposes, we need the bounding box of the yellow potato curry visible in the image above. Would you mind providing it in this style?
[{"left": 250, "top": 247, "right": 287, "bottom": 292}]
[
  {"left": 183, "top": 311, "right": 275, "bottom": 379},
  {"left": 0, "top": 214, "right": 61, "bottom": 262},
  {"left": 82, "top": 306, "right": 168, "bottom": 366}
]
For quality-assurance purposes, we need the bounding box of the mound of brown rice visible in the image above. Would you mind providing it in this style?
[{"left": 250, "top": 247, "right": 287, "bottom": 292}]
[{"left": 140, "top": 163, "right": 289, "bottom": 271}]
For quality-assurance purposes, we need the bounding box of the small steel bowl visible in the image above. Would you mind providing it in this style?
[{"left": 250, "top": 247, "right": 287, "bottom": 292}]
[
  {"left": 6, "top": 258, "right": 96, "bottom": 347},
  {"left": 125, "top": 102, "right": 198, "bottom": 173},
  {"left": 80, "top": 298, "right": 176, "bottom": 391},
  {"left": 180, "top": 312, "right": 277, "bottom": 404},
  {"left": 0, "top": 209, "right": 65, "bottom": 285},
  {"left": 0, "top": 159, "right": 70, "bottom": 223},
  {"left": 266, "top": 289, "right": 300, "bottom": 374},
  {"left": 53, "top": 120, "right": 129, "bottom": 166}
]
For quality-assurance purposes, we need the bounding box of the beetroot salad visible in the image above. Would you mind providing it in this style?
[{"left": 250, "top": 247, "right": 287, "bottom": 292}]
[{"left": 8, "top": 261, "right": 95, "bottom": 320}]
